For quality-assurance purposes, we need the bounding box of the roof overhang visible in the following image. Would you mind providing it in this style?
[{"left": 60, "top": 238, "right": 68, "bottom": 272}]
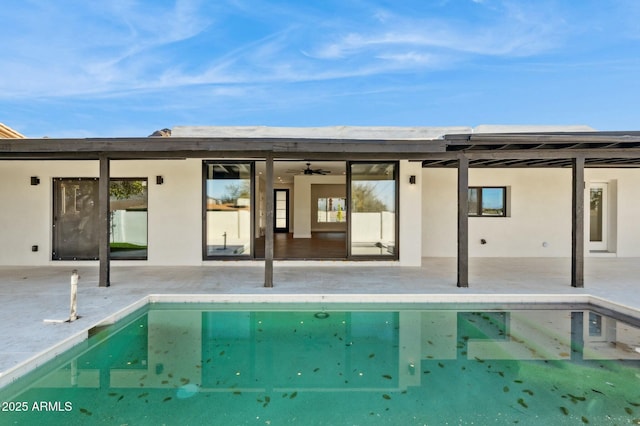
[{"left": 2, "top": 130, "right": 640, "bottom": 167}]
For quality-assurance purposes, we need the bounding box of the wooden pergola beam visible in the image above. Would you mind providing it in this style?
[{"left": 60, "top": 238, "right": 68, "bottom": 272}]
[
  {"left": 264, "top": 154, "right": 274, "bottom": 288},
  {"left": 457, "top": 155, "right": 469, "bottom": 288},
  {"left": 571, "top": 156, "right": 585, "bottom": 288},
  {"left": 98, "top": 154, "right": 110, "bottom": 288}
]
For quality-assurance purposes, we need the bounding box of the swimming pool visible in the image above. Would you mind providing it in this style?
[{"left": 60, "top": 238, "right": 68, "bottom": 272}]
[{"left": 2, "top": 301, "right": 640, "bottom": 425}]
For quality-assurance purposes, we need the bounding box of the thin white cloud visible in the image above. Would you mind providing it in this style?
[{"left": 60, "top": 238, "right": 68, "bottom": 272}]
[{"left": 0, "top": 0, "right": 636, "bottom": 102}]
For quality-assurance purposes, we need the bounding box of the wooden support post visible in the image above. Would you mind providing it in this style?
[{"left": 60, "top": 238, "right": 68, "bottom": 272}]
[
  {"left": 264, "top": 153, "right": 274, "bottom": 288},
  {"left": 457, "top": 155, "right": 469, "bottom": 288},
  {"left": 99, "top": 154, "right": 110, "bottom": 287},
  {"left": 571, "top": 156, "right": 585, "bottom": 288}
]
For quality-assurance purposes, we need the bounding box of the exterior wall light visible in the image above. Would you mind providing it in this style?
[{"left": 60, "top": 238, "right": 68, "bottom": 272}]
[
  {"left": 409, "top": 175, "right": 416, "bottom": 184},
  {"left": 30, "top": 176, "right": 40, "bottom": 185},
  {"left": 156, "top": 176, "right": 164, "bottom": 185}
]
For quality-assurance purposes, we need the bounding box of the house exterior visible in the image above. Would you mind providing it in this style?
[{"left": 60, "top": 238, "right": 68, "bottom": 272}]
[{"left": 1, "top": 124, "right": 640, "bottom": 288}]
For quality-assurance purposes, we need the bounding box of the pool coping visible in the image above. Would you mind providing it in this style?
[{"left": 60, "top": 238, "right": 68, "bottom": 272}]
[{"left": 1, "top": 292, "right": 639, "bottom": 389}]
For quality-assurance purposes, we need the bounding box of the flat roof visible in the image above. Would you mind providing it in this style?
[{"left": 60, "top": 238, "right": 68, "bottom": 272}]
[{"left": 2, "top": 125, "right": 640, "bottom": 166}]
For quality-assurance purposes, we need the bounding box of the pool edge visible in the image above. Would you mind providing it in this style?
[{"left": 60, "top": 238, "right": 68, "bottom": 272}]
[{"left": 2, "top": 292, "right": 639, "bottom": 389}]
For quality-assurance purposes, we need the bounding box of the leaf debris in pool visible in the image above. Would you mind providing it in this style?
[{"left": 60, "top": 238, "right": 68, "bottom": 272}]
[
  {"left": 289, "top": 391, "right": 297, "bottom": 399},
  {"left": 581, "top": 416, "right": 589, "bottom": 424},
  {"left": 163, "top": 397, "right": 172, "bottom": 402},
  {"left": 517, "top": 398, "right": 528, "bottom": 408},
  {"left": 382, "top": 374, "right": 392, "bottom": 380},
  {"left": 560, "top": 406, "right": 569, "bottom": 415},
  {"left": 503, "top": 386, "right": 509, "bottom": 393},
  {"left": 382, "top": 394, "right": 391, "bottom": 400},
  {"left": 79, "top": 408, "right": 92, "bottom": 416},
  {"left": 626, "top": 407, "right": 635, "bottom": 415}
]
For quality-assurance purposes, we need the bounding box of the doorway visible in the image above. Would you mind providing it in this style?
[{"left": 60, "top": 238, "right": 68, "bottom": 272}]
[
  {"left": 53, "top": 178, "right": 100, "bottom": 260},
  {"left": 274, "top": 189, "right": 289, "bottom": 233}
]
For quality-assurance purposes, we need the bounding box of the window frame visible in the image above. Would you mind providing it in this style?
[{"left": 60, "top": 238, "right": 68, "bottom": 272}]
[
  {"left": 468, "top": 186, "right": 507, "bottom": 217},
  {"left": 202, "top": 160, "right": 255, "bottom": 260},
  {"left": 109, "top": 177, "right": 148, "bottom": 261}
]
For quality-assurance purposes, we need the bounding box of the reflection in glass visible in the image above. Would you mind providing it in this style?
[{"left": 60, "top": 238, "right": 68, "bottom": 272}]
[
  {"left": 468, "top": 188, "right": 479, "bottom": 216},
  {"left": 110, "top": 179, "right": 148, "bottom": 259},
  {"left": 205, "top": 162, "right": 252, "bottom": 256},
  {"left": 481, "top": 188, "right": 505, "bottom": 216},
  {"left": 590, "top": 188, "right": 604, "bottom": 242},
  {"left": 350, "top": 162, "right": 396, "bottom": 256},
  {"left": 468, "top": 187, "right": 506, "bottom": 216}
]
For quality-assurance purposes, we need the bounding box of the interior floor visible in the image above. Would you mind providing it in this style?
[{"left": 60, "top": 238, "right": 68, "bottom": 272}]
[{"left": 255, "top": 232, "right": 347, "bottom": 259}]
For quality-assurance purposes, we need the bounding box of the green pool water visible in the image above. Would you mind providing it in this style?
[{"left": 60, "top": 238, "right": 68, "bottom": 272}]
[{"left": 2, "top": 303, "right": 640, "bottom": 425}]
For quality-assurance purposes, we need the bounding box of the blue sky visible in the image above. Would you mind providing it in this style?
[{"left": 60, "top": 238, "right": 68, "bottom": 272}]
[{"left": 1, "top": 0, "right": 639, "bottom": 137}]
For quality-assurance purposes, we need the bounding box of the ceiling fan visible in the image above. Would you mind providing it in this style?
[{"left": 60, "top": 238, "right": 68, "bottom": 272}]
[{"left": 287, "top": 162, "right": 332, "bottom": 175}]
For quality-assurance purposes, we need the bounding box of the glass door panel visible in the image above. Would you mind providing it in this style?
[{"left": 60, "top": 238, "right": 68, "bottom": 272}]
[
  {"left": 110, "top": 179, "right": 148, "bottom": 259},
  {"left": 274, "top": 189, "right": 289, "bottom": 233},
  {"left": 204, "top": 162, "right": 253, "bottom": 257},
  {"left": 589, "top": 183, "right": 608, "bottom": 251},
  {"left": 349, "top": 162, "right": 398, "bottom": 257}
]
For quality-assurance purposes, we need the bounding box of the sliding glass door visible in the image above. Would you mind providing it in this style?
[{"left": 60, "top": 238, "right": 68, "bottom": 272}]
[
  {"left": 348, "top": 162, "right": 398, "bottom": 258},
  {"left": 203, "top": 162, "right": 254, "bottom": 258}
]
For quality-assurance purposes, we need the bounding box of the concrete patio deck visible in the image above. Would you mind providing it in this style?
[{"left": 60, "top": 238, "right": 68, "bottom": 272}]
[{"left": 1, "top": 257, "right": 640, "bottom": 386}]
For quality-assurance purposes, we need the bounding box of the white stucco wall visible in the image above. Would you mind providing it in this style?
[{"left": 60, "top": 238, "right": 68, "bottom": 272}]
[
  {"left": 113, "top": 159, "right": 202, "bottom": 265},
  {"left": 3, "top": 159, "right": 638, "bottom": 266},
  {"left": 422, "top": 167, "right": 640, "bottom": 257},
  {"left": 399, "top": 160, "right": 422, "bottom": 266},
  {"left": 0, "top": 159, "right": 202, "bottom": 266}
]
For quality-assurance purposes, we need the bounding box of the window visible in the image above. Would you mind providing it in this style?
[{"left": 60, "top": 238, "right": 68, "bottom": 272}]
[
  {"left": 317, "top": 197, "right": 346, "bottom": 223},
  {"left": 349, "top": 162, "right": 398, "bottom": 257},
  {"left": 110, "top": 179, "right": 148, "bottom": 260},
  {"left": 203, "top": 161, "right": 253, "bottom": 258},
  {"left": 468, "top": 187, "right": 506, "bottom": 217},
  {"left": 588, "top": 312, "right": 602, "bottom": 337}
]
